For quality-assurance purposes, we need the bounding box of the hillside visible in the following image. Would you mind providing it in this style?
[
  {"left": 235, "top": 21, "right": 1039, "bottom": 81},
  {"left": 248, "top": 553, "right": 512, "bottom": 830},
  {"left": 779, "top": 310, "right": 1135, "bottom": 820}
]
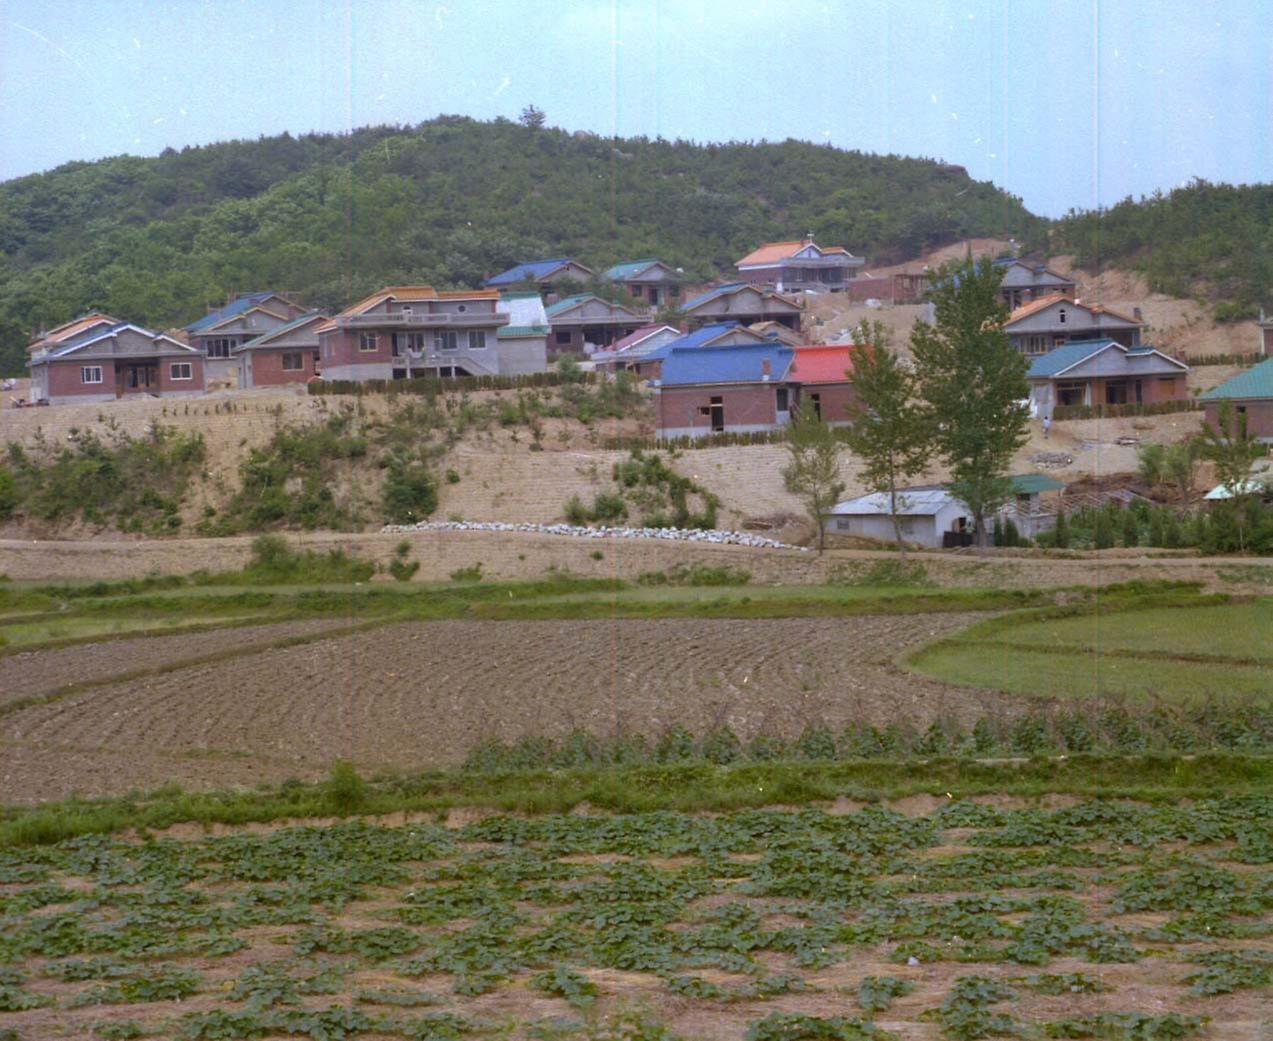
[
  {"left": 1050, "top": 179, "right": 1273, "bottom": 320},
  {"left": 0, "top": 116, "right": 1046, "bottom": 374}
]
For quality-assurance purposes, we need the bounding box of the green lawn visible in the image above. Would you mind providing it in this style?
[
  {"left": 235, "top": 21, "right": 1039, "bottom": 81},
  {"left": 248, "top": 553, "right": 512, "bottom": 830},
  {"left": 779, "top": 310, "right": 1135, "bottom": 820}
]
[{"left": 908, "top": 598, "right": 1273, "bottom": 705}]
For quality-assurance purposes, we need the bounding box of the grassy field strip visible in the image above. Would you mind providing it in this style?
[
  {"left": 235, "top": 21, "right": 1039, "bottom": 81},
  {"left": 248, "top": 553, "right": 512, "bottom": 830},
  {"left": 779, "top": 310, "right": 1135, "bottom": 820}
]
[
  {"left": 0, "top": 613, "right": 276, "bottom": 652},
  {"left": 951, "top": 638, "right": 1271, "bottom": 668}
]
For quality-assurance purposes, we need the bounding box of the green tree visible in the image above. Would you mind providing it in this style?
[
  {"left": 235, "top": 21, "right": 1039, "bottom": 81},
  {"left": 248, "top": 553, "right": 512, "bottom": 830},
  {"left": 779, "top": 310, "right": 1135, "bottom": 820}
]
[
  {"left": 1053, "top": 507, "right": 1070, "bottom": 548},
  {"left": 783, "top": 405, "right": 846, "bottom": 552},
  {"left": 519, "top": 104, "right": 546, "bottom": 129},
  {"left": 1121, "top": 507, "right": 1140, "bottom": 547},
  {"left": 1199, "top": 401, "right": 1265, "bottom": 552},
  {"left": 911, "top": 258, "right": 1030, "bottom": 548},
  {"left": 841, "top": 324, "right": 932, "bottom": 557}
]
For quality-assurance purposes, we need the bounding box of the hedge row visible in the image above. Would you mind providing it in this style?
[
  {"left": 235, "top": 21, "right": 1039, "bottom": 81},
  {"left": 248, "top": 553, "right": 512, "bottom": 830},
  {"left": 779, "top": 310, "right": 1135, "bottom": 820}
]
[
  {"left": 1052, "top": 399, "right": 1202, "bottom": 421},
  {"left": 601, "top": 426, "right": 855, "bottom": 452},
  {"left": 308, "top": 371, "right": 595, "bottom": 395},
  {"left": 1183, "top": 350, "right": 1266, "bottom": 367}
]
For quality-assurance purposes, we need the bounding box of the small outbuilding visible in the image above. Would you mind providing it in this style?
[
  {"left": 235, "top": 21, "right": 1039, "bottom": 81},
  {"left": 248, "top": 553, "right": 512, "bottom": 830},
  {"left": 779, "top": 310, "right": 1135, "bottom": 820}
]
[{"left": 1199, "top": 356, "right": 1273, "bottom": 442}]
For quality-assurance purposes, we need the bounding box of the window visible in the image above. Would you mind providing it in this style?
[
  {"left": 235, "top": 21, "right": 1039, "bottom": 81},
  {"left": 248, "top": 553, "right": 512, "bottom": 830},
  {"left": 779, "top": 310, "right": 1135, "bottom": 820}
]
[
  {"left": 775, "top": 387, "right": 789, "bottom": 411},
  {"left": 359, "top": 333, "right": 379, "bottom": 352},
  {"left": 81, "top": 365, "right": 103, "bottom": 384},
  {"left": 435, "top": 331, "right": 458, "bottom": 351},
  {"left": 468, "top": 330, "right": 487, "bottom": 350},
  {"left": 206, "top": 338, "right": 234, "bottom": 358},
  {"left": 169, "top": 362, "right": 193, "bottom": 380},
  {"left": 393, "top": 332, "right": 427, "bottom": 355},
  {"left": 281, "top": 353, "right": 303, "bottom": 371},
  {"left": 1058, "top": 307, "right": 1067, "bottom": 324},
  {"left": 457, "top": 304, "right": 467, "bottom": 313},
  {"left": 555, "top": 330, "right": 573, "bottom": 346},
  {"left": 1025, "top": 335, "right": 1047, "bottom": 355}
]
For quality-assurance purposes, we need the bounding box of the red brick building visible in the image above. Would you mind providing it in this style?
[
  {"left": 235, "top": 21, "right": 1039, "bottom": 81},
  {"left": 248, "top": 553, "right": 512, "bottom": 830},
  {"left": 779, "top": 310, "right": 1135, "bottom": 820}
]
[{"left": 235, "top": 312, "right": 325, "bottom": 388}]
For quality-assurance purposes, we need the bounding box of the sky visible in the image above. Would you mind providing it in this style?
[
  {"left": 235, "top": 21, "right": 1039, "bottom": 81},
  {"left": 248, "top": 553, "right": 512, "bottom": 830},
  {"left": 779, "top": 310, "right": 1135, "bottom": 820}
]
[{"left": 0, "top": 0, "right": 1269, "bottom": 217}]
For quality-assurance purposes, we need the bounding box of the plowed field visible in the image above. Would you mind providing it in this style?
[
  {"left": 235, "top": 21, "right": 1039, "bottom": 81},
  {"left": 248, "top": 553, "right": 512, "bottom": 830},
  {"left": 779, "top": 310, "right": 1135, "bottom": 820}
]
[{"left": 0, "top": 615, "right": 993, "bottom": 803}]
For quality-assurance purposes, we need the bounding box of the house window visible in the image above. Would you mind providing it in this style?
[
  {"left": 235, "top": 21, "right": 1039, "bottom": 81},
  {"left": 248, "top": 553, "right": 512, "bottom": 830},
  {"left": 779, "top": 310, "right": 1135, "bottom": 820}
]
[
  {"left": 169, "top": 362, "right": 193, "bottom": 381},
  {"left": 435, "top": 331, "right": 458, "bottom": 350},
  {"left": 206, "top": 338, "right": 234, "bottom": 358},
  {"left": 457, "top": 304, "right": 467, "bottom": 313},
  {"left": 1026, "top": 335, "right": 1047, "bottom": 355},
  {"left": 555, "top": 330, "right": 573, "bottom": 346},
  {"left": 394, "top": 332, "right": 427, "bottom": 355},
  {"left": 359, "top": 333, "right": 379, "bottom": 352},
  {"left": 468, "top": 330, "right": 487, "bottom": 350},
  {"left": 81, "top": 365, "right": 103, "bottom": 384},
  {"left": 775, "top": 387, "right": 789, "bottom": 412},
  {"left": 281, "top": 353, "right": 303, "bottom": 371},
  {"left": 1058, "top": 308, "right": 1067, "bottom": 324}
]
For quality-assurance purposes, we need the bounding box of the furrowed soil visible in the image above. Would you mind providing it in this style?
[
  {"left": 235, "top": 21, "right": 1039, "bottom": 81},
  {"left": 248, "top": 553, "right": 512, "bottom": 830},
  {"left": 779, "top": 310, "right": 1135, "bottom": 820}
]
[{"left": 0, "top": 614, "right": 994, "bottom": 804}]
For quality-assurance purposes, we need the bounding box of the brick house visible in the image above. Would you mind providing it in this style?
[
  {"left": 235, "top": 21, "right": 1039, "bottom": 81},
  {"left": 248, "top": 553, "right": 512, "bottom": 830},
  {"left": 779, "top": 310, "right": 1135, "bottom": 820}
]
[
  {"left": 1027, "top": 339, "right": 1189, "bottom": 419},
  {"left": 184, "top": 292, "right": 306, "bottom": 382},
  {"left": 655, "top": 343, "right": 795, "bottom": 439},
  {"left": 235, "top": 312, "right": 326, "bottom": 388},
  {"left": 1200, "top": 357, "right": 1273, "bottom": 442},
  {"left": 318, "top": 285, "right": 545, "bottom": 381},
  {"left": 679, "top": 283, "right": 804, "bottom": 331},
  {"left": 28, "top": 317, "right": 205, "bottom": 404},
  {"left": 992, "top": 257, "right": 1077, "bottom": 309},
  {"left": 544, "top": 294, "right": 646, "bottom": 355},
  {"left": 602, "top": 259, "right": 684, "bottom": 310},
  {"left": 735, "top": 236, "right": 864, "bottom": 292},
  {"left": 591, "top": 324, "right": 682, "bottom": 374},
  {"left": 1003, "top": 294, "right": 1143, "bottom": 356},
  {"left": 483, "top": 258, "right": 595, "bottom": 294},
  {"left": 787, "top": 345, "right": 856, "bottom": 426},
  {"left": 636, "top": 323, "right": 771, "bottom": 381}
]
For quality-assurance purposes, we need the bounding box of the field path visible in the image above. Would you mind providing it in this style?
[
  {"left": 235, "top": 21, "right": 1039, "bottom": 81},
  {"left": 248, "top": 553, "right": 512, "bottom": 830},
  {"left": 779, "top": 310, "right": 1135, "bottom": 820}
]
[{"left": 0, "top": 614, "right": 997, "bottom": 803}]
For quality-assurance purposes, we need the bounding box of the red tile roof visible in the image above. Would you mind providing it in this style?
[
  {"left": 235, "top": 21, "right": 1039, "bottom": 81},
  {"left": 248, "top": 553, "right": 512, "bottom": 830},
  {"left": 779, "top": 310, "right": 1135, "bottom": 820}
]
[{"left": 788, "top": 344, "right": 855, "bottom": 384}]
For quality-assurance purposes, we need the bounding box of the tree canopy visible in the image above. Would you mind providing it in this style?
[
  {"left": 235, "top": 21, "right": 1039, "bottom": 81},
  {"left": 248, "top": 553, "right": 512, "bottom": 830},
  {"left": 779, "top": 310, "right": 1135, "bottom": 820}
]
[{"left": 0, "top": 116, "right": 1044, "bottom": 373}]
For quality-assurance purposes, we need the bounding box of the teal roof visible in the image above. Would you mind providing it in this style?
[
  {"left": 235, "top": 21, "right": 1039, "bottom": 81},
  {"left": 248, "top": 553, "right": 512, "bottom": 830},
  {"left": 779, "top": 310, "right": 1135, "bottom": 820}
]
[
  {"left": 497, "top": 325, "right": 549, "bottom": 338},
  {"left": 544, "top": 294, "right": 594, "bottom": 315},
  {"left": 1199, "top": 356, "right": 1273, "bottom": 401},
  {"left": 498, "top": 291, "right": 543, "bottom": 300},
  {"left": 1008, "top": 473, "right": 1065, "bottom": 495},
  {"left": 1026, "top": 339, "right": 1119, "bottom": 378},
  {"left": 604, "top": 259, "right": 665, "bottom": 280}
]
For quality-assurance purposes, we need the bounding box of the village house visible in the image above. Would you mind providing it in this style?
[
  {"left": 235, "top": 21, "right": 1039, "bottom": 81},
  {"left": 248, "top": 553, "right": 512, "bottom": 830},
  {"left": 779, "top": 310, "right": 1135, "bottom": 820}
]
[
  {"left": 1199, "top": 356, "right": 1273, "bottom": 442},
  {"left": 734, "top": 236, "right": 865, "bottom": 292},
  {"left": 654, "top": 342, "right": 794, "bottom": 439},
  {"left": 543, "top": 294, "right": 646, "bottom": 355},
  {"left": 992, "top": 257, "right": 1078, "bottom": 309},
  {"left": 591, "top": 324, "right": 682, "bottom": 375},
  {"left": 637, "top": 323, "right": 772, "bottom": 381},
  {"left": 786, "top": 344, "right": 856, "bottom": 426},
  {"left": 234, "top": 312, "right": 326, "bottom": 388},
  {"left": 28, "top": 315, "right": 205, "bottom": 404},
  {"left": 494, "top": 292, "right": 551, "bottom": 364},
  {"left": 602, "top": 259, "right": 684, "bottom": 309},
  {"left": 1258, "top": 310, "right": 1273, "bottom": 355},
  {"left": 679, "top": 283, "right": 804, "bottom": 331},
  {"left": 1003, "top": 294, "right": 1143, "bottom": 356},
  {"left": 825, "top": 474, "right": 1063, "bottom": 548},
  {"left": 1027, "top": 339, "right": 1189, "bottom": 418},
  {"left": 317, "top": 285, "right": 544, "bottom": 381},
  {"left": 483, "top": 257, "right": 594, "bottom": 294},
  {"left": 184, "top": 291, "right": 307, "bottom": 382},
  {"left": 748, "top": 321, "right": 803, "bottom": 346}
]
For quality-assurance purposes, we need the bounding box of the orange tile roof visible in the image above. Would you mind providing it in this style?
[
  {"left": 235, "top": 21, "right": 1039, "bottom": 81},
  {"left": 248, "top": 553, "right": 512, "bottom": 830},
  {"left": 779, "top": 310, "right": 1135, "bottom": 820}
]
[
  {"left": 1005, "top": 293, "right": 1141, "bottom": 327},
  {"left": 437, "top": 289, "right": 500, "bottom": 300},
  {"left": 338, "top": 285, "right": 500, "bottom": 317},
  {"left": 28, "top": 312, "right": 118, "bottom": 349},
  {"left": 788, "top": 344, "right": 856, "bottom": 384},
  {"left": 736, "top": 240, "right": 851, "bottom": 266}
]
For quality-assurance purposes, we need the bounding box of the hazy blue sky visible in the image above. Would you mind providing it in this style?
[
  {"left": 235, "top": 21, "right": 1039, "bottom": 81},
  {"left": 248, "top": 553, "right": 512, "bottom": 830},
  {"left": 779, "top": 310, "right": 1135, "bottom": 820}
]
[{"left": 1, "top": 0, "right": 1269, "bottom": 217}]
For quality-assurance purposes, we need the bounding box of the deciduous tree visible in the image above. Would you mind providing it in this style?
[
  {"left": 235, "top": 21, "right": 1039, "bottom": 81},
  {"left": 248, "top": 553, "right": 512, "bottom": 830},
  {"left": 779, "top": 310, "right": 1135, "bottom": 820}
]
[{"left": 783, "top": 405, "right": 846, "bottom": 552}]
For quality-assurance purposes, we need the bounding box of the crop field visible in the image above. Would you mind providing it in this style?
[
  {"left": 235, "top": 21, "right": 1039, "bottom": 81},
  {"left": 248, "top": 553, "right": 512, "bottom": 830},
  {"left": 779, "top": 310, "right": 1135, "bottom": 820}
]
[
  {"left": 0, "top": 797, "right": 1269, "bottom": 1041},
  {"left": 907, "top": 599, "right": 1273, "bottom": 706}
]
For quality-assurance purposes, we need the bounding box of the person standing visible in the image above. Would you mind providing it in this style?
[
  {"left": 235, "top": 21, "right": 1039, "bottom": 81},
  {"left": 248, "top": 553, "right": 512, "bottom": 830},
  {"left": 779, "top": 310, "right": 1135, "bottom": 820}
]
[{"left": 1042, "top": 414, "right": 1051, "bottom": 439}]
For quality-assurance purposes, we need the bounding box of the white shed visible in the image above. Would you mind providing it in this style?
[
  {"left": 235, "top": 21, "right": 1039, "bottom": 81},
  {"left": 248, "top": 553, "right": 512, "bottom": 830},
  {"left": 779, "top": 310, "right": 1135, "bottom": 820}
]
[{"left": 824, "top": 488, "right": 972, "bottom": 549}]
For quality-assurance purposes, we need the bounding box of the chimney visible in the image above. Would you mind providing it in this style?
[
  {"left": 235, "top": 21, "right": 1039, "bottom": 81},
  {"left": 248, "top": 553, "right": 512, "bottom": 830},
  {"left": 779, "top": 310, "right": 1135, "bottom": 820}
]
[
  {"left": 761, "top": 358, "right": 771, "bottom": 381},
  {"left": 1133, "top": 307, "right": 1143, "bottom": 322},
  {"left": 803, "top": 231, "right": 815, "bottom": 246}
]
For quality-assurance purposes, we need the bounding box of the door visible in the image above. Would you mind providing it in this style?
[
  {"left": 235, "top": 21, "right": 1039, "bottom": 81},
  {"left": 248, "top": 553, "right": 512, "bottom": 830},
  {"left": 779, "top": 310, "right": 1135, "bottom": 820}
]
[{"left": 709, "top": 395, "right": 724, "bottom": 432}]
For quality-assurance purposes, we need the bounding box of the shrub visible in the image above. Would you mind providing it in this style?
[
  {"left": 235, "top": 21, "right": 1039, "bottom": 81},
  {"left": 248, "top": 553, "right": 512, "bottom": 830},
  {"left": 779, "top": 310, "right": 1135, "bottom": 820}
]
[
  {"left": 450, "top": 563, "right": 483, "bottom": 582},
  {"left": 388, "top": 541, "right": 420, "bottom": 582},
  {"left": 326, "top": 760, "right": 366, "bottom": 816},
  {"left": 383, "top": 460, "right": 438, "bottom": 524}
]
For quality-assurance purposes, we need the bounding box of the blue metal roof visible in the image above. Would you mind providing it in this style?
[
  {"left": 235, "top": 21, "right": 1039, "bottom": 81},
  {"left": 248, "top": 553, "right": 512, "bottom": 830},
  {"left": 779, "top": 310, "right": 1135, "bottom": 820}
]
[
  {"left": 1027, "top": 339, "right": 1120, "bottom": 378},
  {"left": 484, "top": 258, "right": 575, "bottom": 286},
  {"left": 640, "top": 323, "right": 744, "bottom": 363},
  {"left": 659, "top": 343, "right": 794, "bottom": 387},
  {"left": 184, "top": 292, "right": 279, "bottom": 332}
]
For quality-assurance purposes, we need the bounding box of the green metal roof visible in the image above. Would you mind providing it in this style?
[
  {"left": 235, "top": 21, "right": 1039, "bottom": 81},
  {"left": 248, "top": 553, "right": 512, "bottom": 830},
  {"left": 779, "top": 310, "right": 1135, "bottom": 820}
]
[
  {"left": 498, "top": 291, "right": 543, "bottom": 300},
  {"left": 1199, "top": 356, "right": 1273, "bottom": 401},
  {"left": 497, "top": 325, "right": 549, "bottom": 338},
  {"left": 1008, "top": 473, "right": 1065, "bottom": 494},
  {"left": 604, "top": 259, "right": 663, "bottom": 280}
]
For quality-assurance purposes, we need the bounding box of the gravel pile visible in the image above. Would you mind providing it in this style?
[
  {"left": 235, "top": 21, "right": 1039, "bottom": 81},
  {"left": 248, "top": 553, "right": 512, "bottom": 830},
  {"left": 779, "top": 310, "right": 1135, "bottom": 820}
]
[{"left": 381, "top": 519, "right": 806, "bottom": 551}]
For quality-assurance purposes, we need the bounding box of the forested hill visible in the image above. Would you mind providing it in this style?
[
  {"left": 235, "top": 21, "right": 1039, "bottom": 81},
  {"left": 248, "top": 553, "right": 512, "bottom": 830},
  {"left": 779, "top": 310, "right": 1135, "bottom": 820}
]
[
  {"left": 1052, "top": 180, "right": 1273, "bottom": 321},
  {"left": 0, "top": 116, "right": 1044, "bottom": 374}
]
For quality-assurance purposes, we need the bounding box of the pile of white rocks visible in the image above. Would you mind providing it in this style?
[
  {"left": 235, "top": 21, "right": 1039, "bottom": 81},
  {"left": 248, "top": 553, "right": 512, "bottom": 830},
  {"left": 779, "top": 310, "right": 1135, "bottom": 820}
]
[{"left": 381, "top": 519, "right": 806, "bottom": 551}]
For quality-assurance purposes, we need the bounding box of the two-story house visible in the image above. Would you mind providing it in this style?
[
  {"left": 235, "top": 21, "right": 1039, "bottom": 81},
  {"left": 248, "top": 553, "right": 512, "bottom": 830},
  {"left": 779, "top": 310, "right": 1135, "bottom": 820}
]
[
  {"left": 544, "top": 294, "right": 647, "bottom": 355},
  {"left": 734, "top": 236, "right": 865, "bottom": 292},
  {"left": 993, "top": 258, "right": 1078, "bottom": 309},
  {"left": 483, "top": 258, "right": 595, "bottom": 295},
  {"left": 318, "top": 285, "right": 545, "bottom": 381},
  {"left": 28, "top": 314, "right": 206, "bottom": 404},
  {"left": 184, "top": 292, "right": 306, "bottom": 382},
  {"left": 1003, "top": 294, "right": 1143, "bottom": 357},
  {"left": 679, "top": 283, "right": 804, "bottom": 331}
]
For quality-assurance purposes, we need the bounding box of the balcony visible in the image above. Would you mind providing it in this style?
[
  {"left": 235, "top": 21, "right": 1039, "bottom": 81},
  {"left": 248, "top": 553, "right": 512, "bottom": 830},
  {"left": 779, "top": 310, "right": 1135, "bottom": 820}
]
[{"left": 337, "top": 311, "right": 507, "bottom": 329}]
